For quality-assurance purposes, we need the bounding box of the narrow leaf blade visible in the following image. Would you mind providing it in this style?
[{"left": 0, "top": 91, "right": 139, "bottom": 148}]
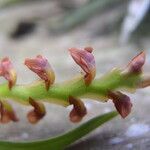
[{"left": 0, "top": 111, "right": 118, "bottom": 150}]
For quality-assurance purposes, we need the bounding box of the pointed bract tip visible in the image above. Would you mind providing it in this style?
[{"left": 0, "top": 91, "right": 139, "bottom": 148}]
[{"left": 138, "top": 74, "right": 150, "bottom": 88}]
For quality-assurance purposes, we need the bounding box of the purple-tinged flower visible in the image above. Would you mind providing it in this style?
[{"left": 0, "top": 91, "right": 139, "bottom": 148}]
[
  {"left": 0, "top": 57, "right": 17, "bottom": 89},
  {"left": 68, "top": 96, "right": 87, "bottom": 123},
  {"left": 108, "top": 91, "right": 132, "bottom": 118},
  {"left": 25, "top": 55, "right": 55, "bottom": 90},
  {"left": 0, "top": 101, "right": 18, "bottom": 123},
  {"left": 27, "top": 97, "right": 46, "bottom": 124},
  {"left": 69, "top": 47, "right": 96, "bottom": 85},
  {"left": 125, "top": 51, "right": 145, "bottom": 74}
]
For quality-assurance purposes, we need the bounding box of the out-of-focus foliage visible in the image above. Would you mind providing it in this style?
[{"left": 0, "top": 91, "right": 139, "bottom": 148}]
[{"left": 120, "top": 0, "right": 150, "bottom": 43}]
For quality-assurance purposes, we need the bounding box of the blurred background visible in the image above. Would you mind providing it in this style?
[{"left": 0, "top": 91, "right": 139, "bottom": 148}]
[{"left": 0, "top": 0, "right": 150, "bottom": 149}]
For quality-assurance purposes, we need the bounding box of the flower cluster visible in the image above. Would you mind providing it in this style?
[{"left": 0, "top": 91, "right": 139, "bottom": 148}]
[{"left": 0, "top": 48, "right": 149, "bottom": 124}]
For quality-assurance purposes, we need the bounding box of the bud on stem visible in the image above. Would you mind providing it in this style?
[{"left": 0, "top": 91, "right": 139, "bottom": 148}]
[
  {"left": 108, "top": 91, "right": 132, "bottom": 118},
  {"left": 0, "top": 100, "right": 18, "bottom": 123},
  {"left": 69, "top": 47, "right": 96, "bottom": 85},
  {"left": 69, "top": 96, "right": 87, "bottom": 123},
  {"left": 0, "top": 57, "right": 17, "bottom": 89},
  {"left": 27, "top": 97, "right": 46, "bottom": 124},
  {"left": 122, "top": 51, "right": 145, "bottom": 75},
  {"left": 25, "top": 55, "right": 55, "bottom": 90}
]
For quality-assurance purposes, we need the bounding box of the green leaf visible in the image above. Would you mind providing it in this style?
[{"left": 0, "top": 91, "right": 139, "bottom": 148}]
[{"left": 0, "top": 111, "right": 118, "bottom": 150}]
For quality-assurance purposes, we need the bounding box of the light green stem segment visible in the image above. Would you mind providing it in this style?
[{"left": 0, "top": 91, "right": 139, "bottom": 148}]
[
  {"left": 0, "top": 111, "right": 118, "bottom": 150},
  {"left": 0, "top": 69, "right": 140, "bottom": 106}
]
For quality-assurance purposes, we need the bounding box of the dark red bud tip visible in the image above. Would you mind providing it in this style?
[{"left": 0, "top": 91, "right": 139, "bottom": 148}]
[
  {"left": 25, "top": 55, "right": 55, "bottom": 90},
  {"left": 84, "top": 47, "right": 93, "bottom": 53},
  {"left": 126, "top": 51, "right": 146, "bottom": 73},
  {"left": 69, "top": 96, "right": 87, "bottom": 123},
  {"left": 69, "top": 47, "right": 96, "bottom": 85},
  {"left": 108, "top": 91, "right": 132, "bottom": 118},
  {"left": 0, "top": 57, "right": 17, "bottom": 90},
  {"left": 0, "top": 101, "right": 18, "bottom": 124},
  {"left": 27, "top": 97, "right": 46, "bottom": 124}
]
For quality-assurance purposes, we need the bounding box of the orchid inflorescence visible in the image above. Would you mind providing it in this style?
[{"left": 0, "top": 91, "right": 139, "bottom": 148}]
[{"left": 0, "top": 48, "right": 149, "bottom": 124}]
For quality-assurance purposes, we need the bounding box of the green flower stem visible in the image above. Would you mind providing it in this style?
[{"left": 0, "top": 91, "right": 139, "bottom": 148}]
[{"left": 0, "top": 69, "right": 140, "bottom": 106}]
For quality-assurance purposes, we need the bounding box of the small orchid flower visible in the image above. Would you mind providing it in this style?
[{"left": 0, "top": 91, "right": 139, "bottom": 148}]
[
  {"left": 69, "top": 47, "right": 96, "bottom": 85},
  {"left": 124, "top": 51, "right": 145, "bottom": 74},
  {"left": 25, "top": 55, "right": 55, "bottom": 90},
  {"left": 0, "top": 100, "right": 18, "bottom": 123},
  {"left": 69, "top": 96, "right": 87, "bottom": 123},
  {"left": 108, "top": 91, "right": 132, "bottom": 118},
  {"left": 27, "top": 97, "right": 46, "bottom": 124},
  {"left": 0, "top": 57, "right": 17, "bottom": 89}
]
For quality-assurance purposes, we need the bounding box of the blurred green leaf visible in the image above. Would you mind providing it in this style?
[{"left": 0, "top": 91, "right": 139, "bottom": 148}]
[
  {"left": 53, "top": 0, "right": 121, "bottom": 31},
  {"left": 0, "top": 111, "right": 118, "bottom": 150},
  {"left": 0, "top": 0, "right": 22, "bottom": 8}
]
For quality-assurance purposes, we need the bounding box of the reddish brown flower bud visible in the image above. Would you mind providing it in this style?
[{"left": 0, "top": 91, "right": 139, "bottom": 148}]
[
  {"left": 69, "top": 47, "right": 96, "bottom": 85},
  {"left": 0, "top": 101, "right": 18, "bottom": 124},
  {"left": 27, "top": 97, "right": 46, "bottom": 124},
  {"left": 0, "top": 57, "right": 17, "bottom": 89},
  {"left": 108, "top": 91, "right": 132, "bottom": 118},
  {"left": 25, "top": 55, "right": 55, "bottom": 90},
  {"left": 125, "top": 51, "right": 145, "bottom": 74},
  {"left": 68, "top": 96, "right": 87, "bottom": 123}
]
